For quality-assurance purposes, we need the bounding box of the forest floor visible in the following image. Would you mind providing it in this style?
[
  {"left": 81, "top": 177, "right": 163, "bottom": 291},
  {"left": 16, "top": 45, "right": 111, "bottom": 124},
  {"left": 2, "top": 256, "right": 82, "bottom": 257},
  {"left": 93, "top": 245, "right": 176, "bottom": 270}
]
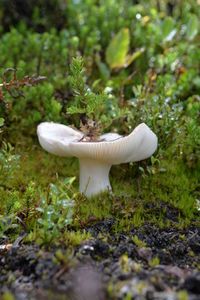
[{"left": 1, "top": 212, "right": 200, "bottom": 300}]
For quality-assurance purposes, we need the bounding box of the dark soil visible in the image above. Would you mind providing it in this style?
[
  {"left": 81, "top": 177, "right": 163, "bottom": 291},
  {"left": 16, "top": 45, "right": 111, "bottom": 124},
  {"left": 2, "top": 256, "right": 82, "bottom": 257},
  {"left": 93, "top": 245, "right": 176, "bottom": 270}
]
[{"left": 1, "top": 218, "right": 200, "bottom": 300}]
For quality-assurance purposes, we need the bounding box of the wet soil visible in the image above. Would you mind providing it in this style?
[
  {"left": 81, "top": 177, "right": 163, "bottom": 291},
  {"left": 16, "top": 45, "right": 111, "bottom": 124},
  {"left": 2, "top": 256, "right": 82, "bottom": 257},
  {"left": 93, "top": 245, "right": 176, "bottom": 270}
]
[{"left": 1, "top": 217, "right": 200, "bottom": 300}]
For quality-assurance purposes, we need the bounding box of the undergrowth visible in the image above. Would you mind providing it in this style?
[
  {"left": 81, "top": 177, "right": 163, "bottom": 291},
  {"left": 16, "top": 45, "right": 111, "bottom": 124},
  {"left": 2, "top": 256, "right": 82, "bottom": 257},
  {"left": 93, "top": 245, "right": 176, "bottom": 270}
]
[{"left": 0, "top": 141, "right": 199, "bottom": 247}]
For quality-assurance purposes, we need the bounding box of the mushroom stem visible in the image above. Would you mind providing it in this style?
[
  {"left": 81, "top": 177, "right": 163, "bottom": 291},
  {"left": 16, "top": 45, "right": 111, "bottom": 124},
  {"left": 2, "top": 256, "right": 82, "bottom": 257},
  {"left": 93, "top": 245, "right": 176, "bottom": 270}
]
[{"left": 79, "top": 158, "right": 111, "bottom": 197}]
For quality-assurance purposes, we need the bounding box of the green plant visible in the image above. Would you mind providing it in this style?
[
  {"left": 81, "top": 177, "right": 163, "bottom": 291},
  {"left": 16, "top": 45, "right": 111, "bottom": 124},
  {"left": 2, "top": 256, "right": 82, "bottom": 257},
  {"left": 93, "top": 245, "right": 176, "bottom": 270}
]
[
  {"left": 132, "top": 235, "right": 146, "bottom": 248},
  {"left": 0, "top": 68, "right": 48, "bottom": 134},
  {"left": 64, "top": 229, "right": 92, "bottom": 247},
  {"left": 0, "top": 142, "right": 20, "bottom": 188},
  {"left": 35, "top": 178, "right": 76, "bottom": 246},
  {"left": 0, "top": 117, "right": 4, "bottom": 133},
  {"left": 0, "top": 214, "right": 20, "bottom": 239},
  {"left": 149, "top": 256, "right": 160, "bottom": 267},
  {"left": 67, "top": 56, "right": 126, "bottom": 139}
]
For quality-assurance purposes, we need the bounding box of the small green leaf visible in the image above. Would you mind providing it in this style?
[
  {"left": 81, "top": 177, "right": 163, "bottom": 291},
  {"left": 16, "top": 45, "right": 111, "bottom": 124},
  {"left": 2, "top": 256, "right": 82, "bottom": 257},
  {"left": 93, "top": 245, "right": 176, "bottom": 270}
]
[
  {"left": 67, "top": 106, "right": 86, "bottom": 115},
  {"left": 50, "top": 183, "right": 59, "bottom": 195},
  {"left": 96, "top": 60, "right": 110, "bottom": 80},
  {"left": 162, "top": 17, "right": 176, "bottom": 42},
  {"left": 64, "top": 176, "right": 76, "bottom": 187},
  {"left": 124, "top": 48, "right": 144, "bottom": 67},
  {"left": 92, "top": 79, "right": 102, "bottom": 89},
  {"left": 186, "top": 14, "right": 198, "bottom": 40},
  {"left": 139, "top": 166, "right": 145, "bottom": 173},
  {"left": 106, "top": 28, "right": 130, "bottom": 69},
  {"left": 0, "top": 118, "right": 4, "bottom": 127},
  {"left": 151, "top": 156, "right": 155, "bottom": 165}
]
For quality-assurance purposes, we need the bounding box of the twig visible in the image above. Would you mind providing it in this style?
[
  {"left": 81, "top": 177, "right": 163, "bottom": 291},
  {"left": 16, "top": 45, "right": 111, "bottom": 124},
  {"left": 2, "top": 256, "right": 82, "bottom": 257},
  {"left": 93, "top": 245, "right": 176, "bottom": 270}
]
[
  {"left": 13, "top": 232, "right": 27, "bottom": 247},
  {"left": 136, "top": 69, "right": 156, "bottom": 113},
  {"left": 54, "top": 265, "right": 69, "bottom": 280}
]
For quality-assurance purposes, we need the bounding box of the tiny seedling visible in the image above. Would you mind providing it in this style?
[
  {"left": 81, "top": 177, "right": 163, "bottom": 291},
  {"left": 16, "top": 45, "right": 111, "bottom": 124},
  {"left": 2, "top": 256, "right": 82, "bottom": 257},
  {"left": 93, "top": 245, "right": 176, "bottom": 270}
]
[{"left": 67, "top": 57, "right": 126, "bottom": 141}]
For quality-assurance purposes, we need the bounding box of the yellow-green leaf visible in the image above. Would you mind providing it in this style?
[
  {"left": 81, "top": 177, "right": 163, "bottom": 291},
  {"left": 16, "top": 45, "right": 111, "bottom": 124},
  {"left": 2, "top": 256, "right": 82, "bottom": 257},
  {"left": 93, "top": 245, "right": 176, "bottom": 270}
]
[
  {"left": 0, "top": 118, "right": 4, "bottom": 127},
  {"left": 124, "top": 48, "right": 144, "bottom": 68},
  {"left": 106, "top": 28, "right": 130, "bottom": 69}
]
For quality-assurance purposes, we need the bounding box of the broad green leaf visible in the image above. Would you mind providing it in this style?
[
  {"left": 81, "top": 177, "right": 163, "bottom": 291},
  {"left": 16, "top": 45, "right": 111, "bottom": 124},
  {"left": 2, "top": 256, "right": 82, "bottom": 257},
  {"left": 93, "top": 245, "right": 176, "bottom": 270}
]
[
  {"left": 106, "top": 28, "right": 130, "bottom": 69},
  {"left": 162, "top": 17, "right": 176, "bottom": 42},
  {"left": 186, "top": 14, "right": 198, "bottom": 40}
]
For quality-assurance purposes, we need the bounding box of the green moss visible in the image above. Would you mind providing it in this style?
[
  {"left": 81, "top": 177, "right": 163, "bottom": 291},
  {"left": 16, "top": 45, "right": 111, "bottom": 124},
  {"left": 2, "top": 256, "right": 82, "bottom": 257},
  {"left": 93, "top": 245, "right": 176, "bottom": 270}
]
[
  {"left": 1, "top": 136, "right": 199, "bottom": 244},
  {"left": 53, "top": 249, "right": 72, "bottom": 266},
  {"left": 1, "top": 292, "right": 15, "bottom": 300},
  {"left": 177, "top": 290, "right": 189, "bottom": 300},
  {"left": 148, "top": 256, "right": 160, "bottom": 267},
  {"left": 63, "top": 230, "right": 92, "bottom": 247},
  {"left": 123, "top": 294, "right": 132, "bottom": 300},
  {"left": 132, "top": 235, "right": 146, "bottom": 248}
]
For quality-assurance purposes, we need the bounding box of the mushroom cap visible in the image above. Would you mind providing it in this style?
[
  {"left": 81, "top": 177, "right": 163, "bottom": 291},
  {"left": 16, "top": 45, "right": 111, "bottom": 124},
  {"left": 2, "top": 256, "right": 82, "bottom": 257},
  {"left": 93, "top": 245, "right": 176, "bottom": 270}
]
[{"left": 37, "top": 122, "right": 157, "bottom": 164}]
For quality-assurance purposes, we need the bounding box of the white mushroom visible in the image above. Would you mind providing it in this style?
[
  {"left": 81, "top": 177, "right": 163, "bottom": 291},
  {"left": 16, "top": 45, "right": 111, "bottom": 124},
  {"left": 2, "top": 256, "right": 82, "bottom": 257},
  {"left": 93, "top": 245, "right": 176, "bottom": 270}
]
[{"left": 37, "top": 122, "right": 157, "bottom": 197}]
